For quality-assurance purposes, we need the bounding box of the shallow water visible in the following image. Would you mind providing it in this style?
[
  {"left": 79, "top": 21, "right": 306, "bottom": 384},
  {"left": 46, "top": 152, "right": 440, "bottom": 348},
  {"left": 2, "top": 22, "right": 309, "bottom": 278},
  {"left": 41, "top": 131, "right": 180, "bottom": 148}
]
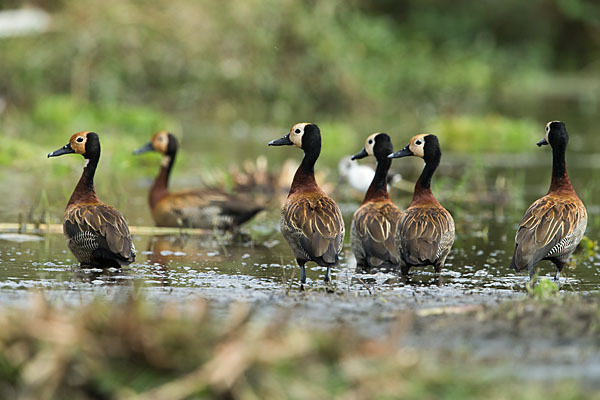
[{"left": 0, "top": 211, "right": 597, "bottom": 307}]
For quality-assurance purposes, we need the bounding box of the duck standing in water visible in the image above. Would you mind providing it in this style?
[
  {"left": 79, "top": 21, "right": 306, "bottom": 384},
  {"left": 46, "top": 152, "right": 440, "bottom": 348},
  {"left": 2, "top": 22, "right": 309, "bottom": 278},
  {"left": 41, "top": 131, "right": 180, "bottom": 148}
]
[
  {"left": 134, "top": 131, "right": 265, "bottom": 230},
  {"left": 48, "top": 132, "right": 136, "bottom": 268},
  {"left": 268, "top": 123, "right": 345, "bottom": 288},
  {"left": 510, "top": 121, "right": 587, "bottom": 281},
  {"left": 388, "top": 134, "right": 454, "bottom": 275},
  {"left": 350, "top": 133, "right": 402, "bottom": 272}
]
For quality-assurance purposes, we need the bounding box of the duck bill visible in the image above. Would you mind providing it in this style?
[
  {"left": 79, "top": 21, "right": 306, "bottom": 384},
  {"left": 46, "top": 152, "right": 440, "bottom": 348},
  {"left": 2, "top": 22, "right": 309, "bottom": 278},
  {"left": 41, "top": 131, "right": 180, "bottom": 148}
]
[
  {"left": 47, "top": 143, "right": 75, "bottom": 158},
  {"left": 536, "top": 138, "right": 549, "bottom": 147},
  {"left": 268, "top": 134, "right": 293, "bottom": 146},
  {"left": 388, "top": 146, "right": 413, "bottom": 159},
  {"left": 351, "top": 148, "right": 368, "bottom": 160},
  {"left": 133, "top": 142, "right": 154, "bottom": 155}
]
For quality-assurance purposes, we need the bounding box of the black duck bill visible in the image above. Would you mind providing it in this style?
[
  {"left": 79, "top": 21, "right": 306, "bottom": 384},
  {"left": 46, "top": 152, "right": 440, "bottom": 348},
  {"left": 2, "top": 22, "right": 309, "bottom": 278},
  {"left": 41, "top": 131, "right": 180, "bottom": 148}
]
[
  {"left": 268, "top": 134, "right": 293, "bottom": 146},
  {"left": 47, "top": 143, "right": 75, "bottom": 158},
  {"left": 536, "top": 137, "right": 549, "bottom": 147},
  {"left": 133, "top": 142, "right": 154, "bottom": 155},
  {"left": 388, "top": 145, "right": 413, "bottom": 159},
  {"left": 351, "top": 148, "right": 368, "bottom": 160}
]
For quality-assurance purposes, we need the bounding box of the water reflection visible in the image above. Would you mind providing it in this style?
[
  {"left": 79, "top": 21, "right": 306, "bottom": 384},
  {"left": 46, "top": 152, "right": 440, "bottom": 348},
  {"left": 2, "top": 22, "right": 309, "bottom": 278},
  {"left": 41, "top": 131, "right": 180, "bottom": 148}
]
[
  {"left": 142, "top": 234, "right": 279, "bottom": 274},
  {"left": 0, "top": 183, "right": 598, "bottom": 303}
]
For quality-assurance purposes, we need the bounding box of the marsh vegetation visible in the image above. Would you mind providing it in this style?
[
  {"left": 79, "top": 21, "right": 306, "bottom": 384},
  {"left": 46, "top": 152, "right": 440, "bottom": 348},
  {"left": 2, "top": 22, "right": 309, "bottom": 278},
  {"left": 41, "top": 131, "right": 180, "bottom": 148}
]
[{"left": 0, "top": 0, "right": 599, "bottom": 398}]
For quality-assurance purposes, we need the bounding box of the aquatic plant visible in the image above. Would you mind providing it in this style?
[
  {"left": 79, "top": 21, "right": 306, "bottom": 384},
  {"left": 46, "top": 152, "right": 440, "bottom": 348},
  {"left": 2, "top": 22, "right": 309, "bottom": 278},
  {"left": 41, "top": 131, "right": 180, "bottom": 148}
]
[{"left": 528, "top": 278, "right": 559, "bottom": 300}]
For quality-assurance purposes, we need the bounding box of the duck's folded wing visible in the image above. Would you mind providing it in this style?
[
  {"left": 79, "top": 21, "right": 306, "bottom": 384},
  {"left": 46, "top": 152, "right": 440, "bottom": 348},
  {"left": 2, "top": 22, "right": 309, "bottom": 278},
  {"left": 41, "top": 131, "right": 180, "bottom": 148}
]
[
  {"left": 65, "top": 204, "right": 135, "bottom": 261},
  {"left": 514, "top": 196, "right": 585, "bottom": 268},
  {"left": 284, "top": 196, "right": 345, "bottom": 263},
  {"left": 398, "top": 207, "right": 453, "bottom": 264},
  {"left": 354, "top": 204, "right": 400, "bottom": 263},
  {"left": 169, "top": 190, "right": 264, "bottom": 222}
]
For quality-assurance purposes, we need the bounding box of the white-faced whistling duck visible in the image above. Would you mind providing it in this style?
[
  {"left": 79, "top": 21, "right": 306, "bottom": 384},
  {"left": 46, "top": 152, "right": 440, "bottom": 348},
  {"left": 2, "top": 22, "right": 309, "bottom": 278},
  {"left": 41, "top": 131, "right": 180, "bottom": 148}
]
[
  {"left": 388, "top": 134, "right": 455, "bottom": 275},
  {"left": 268, "top": 123, "right": 345, "bottom": 288},
  {"left": 48, "top": 132, "right": 136, "bottom": 268},
  {"left": 510, "top": 121, "right": 587, "bottom": 281},
  {"left": 134, "top": 131, "right": 265, "bottom": 230},
  {"left": 350, "top": 133, "right": 402, "bottom": 273}
]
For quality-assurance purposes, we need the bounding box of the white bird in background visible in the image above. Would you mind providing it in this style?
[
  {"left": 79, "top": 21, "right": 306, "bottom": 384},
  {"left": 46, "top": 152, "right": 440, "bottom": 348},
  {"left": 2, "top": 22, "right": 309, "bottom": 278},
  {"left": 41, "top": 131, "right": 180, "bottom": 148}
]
[
  {"left": 338, "top": 158, "right": 376, "bottom": 193},
  {"left": 339, "top": 158, "right": 403, "bottom": 193}
]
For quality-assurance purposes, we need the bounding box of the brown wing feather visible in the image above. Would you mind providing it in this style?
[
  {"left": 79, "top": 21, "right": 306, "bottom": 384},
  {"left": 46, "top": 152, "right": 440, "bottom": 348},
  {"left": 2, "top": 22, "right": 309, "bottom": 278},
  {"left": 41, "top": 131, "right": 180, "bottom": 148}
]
[
  {"left": 154, "top": 189, "right": 264, "bottom": 229},
  {"left": 282, "top": 194, "right": 344, "bottom": 265},
  {"left": 66, "top": 204, "right": 135, "bottom": 261},
  {"left": 353, "top": 202, "right": 401, "bottom": 265},
  {"left": 513, "top": 195, "right": 586, "bottom": 270},
  {"left": 397, "top": 206, "right": 453, "bottom": 266}
]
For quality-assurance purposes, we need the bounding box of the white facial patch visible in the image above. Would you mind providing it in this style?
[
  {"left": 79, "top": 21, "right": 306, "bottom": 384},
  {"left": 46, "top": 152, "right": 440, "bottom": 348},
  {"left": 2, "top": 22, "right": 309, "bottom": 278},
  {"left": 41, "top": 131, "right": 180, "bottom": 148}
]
[
  {"left": 545, "top": 120, "right": 559, "bottom": 143},
  {"left": 365, "top": 133, "right": 378, "bottom": 156},
  {"left": 290, "top": 122, "right": 308, "bottom": 148},
  {"left": 409, "top": 134, "right": 427, "bottom": 158}
]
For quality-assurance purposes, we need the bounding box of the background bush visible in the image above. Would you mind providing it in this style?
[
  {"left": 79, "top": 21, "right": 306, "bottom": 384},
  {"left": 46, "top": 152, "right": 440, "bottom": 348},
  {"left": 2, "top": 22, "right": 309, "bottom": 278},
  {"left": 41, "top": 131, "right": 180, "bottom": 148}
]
[{"left": 1, "top": 0, "right": 598, "bottom": 165}]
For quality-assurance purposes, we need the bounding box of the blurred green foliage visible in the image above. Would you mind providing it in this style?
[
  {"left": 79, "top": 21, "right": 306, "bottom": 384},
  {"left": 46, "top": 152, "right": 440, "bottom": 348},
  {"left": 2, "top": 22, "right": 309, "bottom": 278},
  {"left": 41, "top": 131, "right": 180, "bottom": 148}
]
[
  {"left": 529, "top": 278, "right": 560, "bottom": 299},
  {"left": 432, "top": 114, "right": 539, "bottom": 153},
  {"left": 0, "top": 0, "right": 598, "bottom": 166}
]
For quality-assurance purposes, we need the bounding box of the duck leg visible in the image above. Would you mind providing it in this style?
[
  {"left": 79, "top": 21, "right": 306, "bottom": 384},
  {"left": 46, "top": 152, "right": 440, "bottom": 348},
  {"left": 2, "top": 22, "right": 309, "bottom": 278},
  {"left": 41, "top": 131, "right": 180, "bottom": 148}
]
[
  {"left": 553, "top": 259, "right": 567, "bottom": 282},
  {"left": 324, "top": 266, "right": 331, "bottom": 283},
  {"left": 434, "top": 260, "right": 444, "bottom": 274},
  {"left": 298, "top": 260, "right": 307, "bottom": 291},
  {"left": 400, "top": 264, "right": 411, "bottom": 276}
]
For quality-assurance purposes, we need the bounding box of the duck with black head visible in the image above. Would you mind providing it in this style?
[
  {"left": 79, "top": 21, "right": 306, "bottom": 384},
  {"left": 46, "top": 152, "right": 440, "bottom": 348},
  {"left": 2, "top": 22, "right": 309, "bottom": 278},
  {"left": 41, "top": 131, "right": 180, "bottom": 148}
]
[
  {"left": 48, "top": 132, "right": 136, "bottom": 268},
  {"left": 510, "top": 121, "right": 587, "bottom": 282},
  {"left": 350, "top": 133, "right": 402, "bottom": 273},
  {"left": 134, "top": 131, "right": 265, "bottom": 230},
  {"left": 388, "top": 134, "right": 454, "bottom": 276},
  {"left": 268, "top": 122, "right": 345, "bottom": 289}
]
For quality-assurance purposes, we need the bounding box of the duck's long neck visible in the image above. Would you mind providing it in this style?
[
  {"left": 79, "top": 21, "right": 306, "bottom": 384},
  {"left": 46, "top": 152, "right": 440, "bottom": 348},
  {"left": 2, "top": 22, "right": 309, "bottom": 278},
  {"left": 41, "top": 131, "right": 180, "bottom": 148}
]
[
  {"left": 289, "top": 148, "right": 319, "bottom": 195},
  {"left": 150, "top": 153, "right": 176, "bottom": 208},
  {"left": 67, "top": 156, "right": 100, "bottom": 206},
  {"left": 411, "top": 157, "right": 439, "bottom": 205},
  {"left": 549, "top": 144, "right": 573, "bottom": 194},
  {"left": 363, "top": 157, "right": 391, "bottom": 203}
]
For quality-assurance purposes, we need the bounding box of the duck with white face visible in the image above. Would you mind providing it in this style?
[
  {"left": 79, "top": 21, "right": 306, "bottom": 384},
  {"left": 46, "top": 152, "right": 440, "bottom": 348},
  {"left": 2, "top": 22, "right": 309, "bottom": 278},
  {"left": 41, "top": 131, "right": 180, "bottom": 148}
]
[
  {"left": 134, "top": 131, "right": 265, "bottom": 230},
  {"left": 388, "top": 134, "right": 455, "bottom": 276},
  {"left": 511, "top": 121, "right": 587, "bottom": 282},
  {"left": 48, "top": 132, "right": 136, "bottom": 268},
  {"left": 350, "top": 132, "right": 403, "bottom": 273},
  {"left": 268, "top": 122, "right": 345, "bottom": 289}
]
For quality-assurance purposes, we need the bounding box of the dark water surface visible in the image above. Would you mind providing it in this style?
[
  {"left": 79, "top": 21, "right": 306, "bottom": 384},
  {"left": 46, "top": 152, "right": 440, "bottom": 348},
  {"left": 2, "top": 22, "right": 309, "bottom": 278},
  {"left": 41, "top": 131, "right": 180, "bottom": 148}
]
[{"left": 0, "top": 209, "right": 597, "bottom": 309}]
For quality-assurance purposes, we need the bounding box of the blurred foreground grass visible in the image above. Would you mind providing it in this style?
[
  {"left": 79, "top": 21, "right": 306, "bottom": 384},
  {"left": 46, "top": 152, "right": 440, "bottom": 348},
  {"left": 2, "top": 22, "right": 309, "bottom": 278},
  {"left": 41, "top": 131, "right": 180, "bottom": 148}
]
[{"left": 0, "top": 293, "right": 598, "bottom": 399}]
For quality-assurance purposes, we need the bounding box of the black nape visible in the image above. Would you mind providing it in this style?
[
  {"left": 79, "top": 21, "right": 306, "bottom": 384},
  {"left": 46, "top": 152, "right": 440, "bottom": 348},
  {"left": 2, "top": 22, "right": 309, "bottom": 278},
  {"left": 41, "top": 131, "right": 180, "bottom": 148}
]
[{"left": 166, "top": 133, "right": 178, "bottom": 156}]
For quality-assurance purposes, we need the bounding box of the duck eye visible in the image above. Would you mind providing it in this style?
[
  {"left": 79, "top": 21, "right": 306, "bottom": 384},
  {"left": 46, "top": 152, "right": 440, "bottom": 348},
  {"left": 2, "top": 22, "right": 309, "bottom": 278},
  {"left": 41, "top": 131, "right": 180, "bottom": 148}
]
[
  {"left": 76, "top": 137, "right": 84, "bottom": 143},
  {"left": 415, "top": 140, "right": 422, "bottom": 145},
  {"left": 368, "top": 139, "right": 373, "bottom": 144},
  {"left": 294, "top": 128, "right": 301, "bottom": 134}
]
